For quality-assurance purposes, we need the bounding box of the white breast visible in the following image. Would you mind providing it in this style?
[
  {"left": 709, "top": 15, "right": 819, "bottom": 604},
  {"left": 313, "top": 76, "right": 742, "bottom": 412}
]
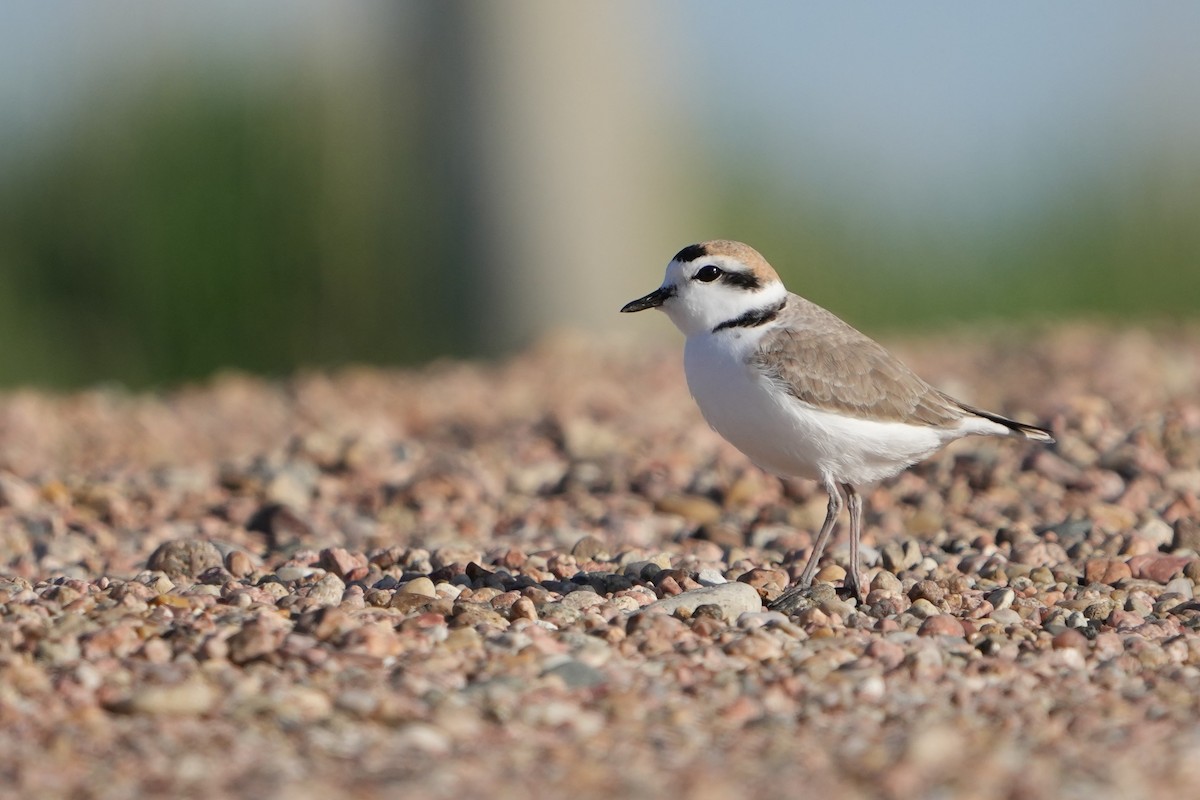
[{"left": 683, "top": 331, "right": 955, "bottom": 485}]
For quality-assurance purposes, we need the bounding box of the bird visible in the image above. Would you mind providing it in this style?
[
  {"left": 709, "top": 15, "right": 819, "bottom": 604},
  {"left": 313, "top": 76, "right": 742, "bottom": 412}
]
[{"left": 620, "top": 240, "right": 1054, "bottom": 607}]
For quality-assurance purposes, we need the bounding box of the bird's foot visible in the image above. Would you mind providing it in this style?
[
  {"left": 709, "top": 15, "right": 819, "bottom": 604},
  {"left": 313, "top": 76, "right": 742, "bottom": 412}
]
[
  {"left": 838, "top": 577, "right": 866, "bottom": 606},
  {"left": 773, "top": 574, "right": 866, "bottom": 614},
  {"left": 769, "top": 581, "right": 837, "bottom": 615}
]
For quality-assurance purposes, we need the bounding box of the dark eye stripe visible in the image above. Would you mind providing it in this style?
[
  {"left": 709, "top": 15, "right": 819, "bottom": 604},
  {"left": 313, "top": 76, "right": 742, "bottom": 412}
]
[{"left": 719, "top": 270, "right": 761, "bottom": 290}]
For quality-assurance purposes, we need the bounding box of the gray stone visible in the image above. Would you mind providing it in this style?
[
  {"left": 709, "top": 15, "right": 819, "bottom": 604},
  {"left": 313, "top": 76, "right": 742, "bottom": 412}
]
[
  {"left": 0, "top": 472, "right": 38, "bottom": 511},
  {"left": 307, "top": 573, "right": 346, "bottom": 606},
  {"left": 265, "top": 462, "right": 320, "bottom": 509},
  {"left": 986, "top": 587, "right": 1016, "bottom": 611},
  {"left": 114, "top": 677, "right": 218, "bottom": 716},
  {"left": 571, "top": 535, "right": 606, "bottom": 560},
  {"left": 561, "top": 590, "right": 606, "bottom": 611},
  {"left": 1165, "top": 577, "right": 1195, "bottom": 599},
  {"left": 881, "top": 540, "right": 922, "bottom": 572},
  {"left": 397, "top": 577, "right": 437, "bottom": 598},
  {"left": 988, "top": 608, "right": 1023, "bottom": 626},
  {"left": 1172, "top": 517, "right": 1200, "bottom": 553},
  {"left": 542, "top": 658, "right": 606, "bottom": 689},
  {"left": 645, "top": 582, "right": 761, "bottom": 622},
  {"left": 275, "top": 566, "right": 314, "bottom": 582},
  {"left": 146, "top": 539, "right": 223, "bottom": 581},
  {"left": 1137, "top": 516, "right": 1174, "bottom": 550}
]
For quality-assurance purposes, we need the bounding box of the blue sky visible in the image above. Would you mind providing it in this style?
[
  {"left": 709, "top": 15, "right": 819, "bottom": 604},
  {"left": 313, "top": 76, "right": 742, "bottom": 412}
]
[
  {"left": 3, "top": 2, "right": 1198, "bottom": 223},
  {"left": 677, "top": 3, "right": 1200, "bottom": 219}
]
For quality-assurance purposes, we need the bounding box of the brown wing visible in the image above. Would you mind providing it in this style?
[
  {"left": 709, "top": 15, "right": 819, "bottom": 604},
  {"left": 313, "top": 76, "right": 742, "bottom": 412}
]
[{"left": 749, "top": 296, "right": 966, "bottom": 427}]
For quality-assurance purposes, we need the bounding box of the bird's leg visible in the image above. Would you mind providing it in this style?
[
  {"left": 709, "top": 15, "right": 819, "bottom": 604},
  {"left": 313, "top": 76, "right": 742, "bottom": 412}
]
[
  {"left": 797, "top": 476, "right": 843, "bottom": 586},
  {"left": 771, "top": 478, "right": 843, "bottom": 613},
  {"left": 843, "top": 483, "right": 866, "bottom": 603}
]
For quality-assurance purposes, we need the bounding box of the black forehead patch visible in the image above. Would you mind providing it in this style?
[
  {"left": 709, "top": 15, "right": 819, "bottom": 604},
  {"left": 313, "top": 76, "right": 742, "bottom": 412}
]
[
  {"left": 672, "top": 243, "right": 709, "bottom": 263},
  {"left": 720, "top": 270, "right": 761, "bottom": 290}
]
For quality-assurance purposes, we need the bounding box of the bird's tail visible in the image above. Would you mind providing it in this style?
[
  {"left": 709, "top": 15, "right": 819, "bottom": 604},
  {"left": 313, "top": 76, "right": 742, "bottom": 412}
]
[{"left": 959, "top": 402, "right": 1055, "bottom": 444}]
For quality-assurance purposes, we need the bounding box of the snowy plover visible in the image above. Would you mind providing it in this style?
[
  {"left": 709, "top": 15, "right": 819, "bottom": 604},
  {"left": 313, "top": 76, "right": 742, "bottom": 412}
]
[{"left": 621, "top": 240, "right": 1054, "bottom": 605}]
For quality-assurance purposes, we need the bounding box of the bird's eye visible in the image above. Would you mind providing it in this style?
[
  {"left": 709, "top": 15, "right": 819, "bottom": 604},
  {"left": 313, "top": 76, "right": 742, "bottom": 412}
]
[{"left": 694, "top": 265, "right": 722, "bottom": 282}]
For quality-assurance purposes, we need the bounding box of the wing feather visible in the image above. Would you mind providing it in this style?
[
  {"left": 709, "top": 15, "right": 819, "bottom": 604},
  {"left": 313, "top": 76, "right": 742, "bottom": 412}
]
[{"left": 749, "top": 296, "right": 965, "bottom": 427}]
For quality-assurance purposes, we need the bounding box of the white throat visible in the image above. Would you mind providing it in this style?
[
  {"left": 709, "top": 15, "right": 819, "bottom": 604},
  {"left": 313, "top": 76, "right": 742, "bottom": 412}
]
[{"left": 664, "top": 279, "right": 787, "bottom": 338}]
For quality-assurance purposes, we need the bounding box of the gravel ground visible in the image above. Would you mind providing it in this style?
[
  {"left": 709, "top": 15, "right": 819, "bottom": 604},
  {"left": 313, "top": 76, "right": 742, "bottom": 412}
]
[{"left": 1, "top": 324, "right": 1199, "bottom": 799}]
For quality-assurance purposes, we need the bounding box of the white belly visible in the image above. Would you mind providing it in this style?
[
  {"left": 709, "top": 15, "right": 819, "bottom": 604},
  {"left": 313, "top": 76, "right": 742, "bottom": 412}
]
[{"left": 683, "top": 334, "right": 951, "bottom": 485}]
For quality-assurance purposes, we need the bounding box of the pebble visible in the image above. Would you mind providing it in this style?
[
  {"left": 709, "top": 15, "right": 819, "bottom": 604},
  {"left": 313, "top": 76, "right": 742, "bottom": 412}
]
[
  {"left": 870, "top": 570, "right": 903, "bottom": 593},
  {"left": 908, "top": 580, "right": 945, "bottom": 605},
  {"left": 0, "top": 472, "right": 39, "bottom": 511},
  {"left": 736, "top": 610, "right": 791, "bottom": 630},
  {"left": 335, "top": 689, "right": 380, "bottom": 718},
  {"left": 908, "top": 598, "right": 939, "bottom": 619},
  {"left": 571, "top": 535, "right": 606, "bottom": 560},
  {"left": 1084, "top": 558, "right": 1132, "bottom": 586},
  {"left": 1165, "top": 469, "right": 1200, "bottom": 495},
  {"left": 1011, "top": 541, "right": 1068, "bottom": 568},
  {"left": 273, "top": 687, "right": 334, "bottom": 724},
  {"left": 814, "top": 564, "right": 846, "bottom": 583},
  {"left": 542, "top": 658, "right": 607, "bottom": 689},
  {"left": 1172, "top": 517, "right": 1200, "bottom": 552},
  {"left": 1107, "top": 609, "right": 1145, "bottom": 630},
  {"left": 917, "top": 615, "right": 966, "bottom": 638},
  {"left": 1136, "top": 516, "right": 1175, "bottom": 549},
  {"left": 6, "top": 329, "right": 1200, "bottom": 796},
  {"left": 306, "top": 573, "right": 346, "bottom": 607},
  {"left": 319, "top": 547, "right": 368, "bottom": 580},
  {"left": 224, "top": 550, "right": 254, "bottom": 578},
  {"left": 1090, "top": 503, "right": 1138, "bottom": 533},
  {"left": 275, "top": 566, "right": 314, "bottom": 583},
  {"left": 655, "top": 494, "right": 722, "bottom": 525},
  {"left": 724, "top": 631, "right": 784, "bottom": 661},
  {"left": 398, "top": 577, "right": 438, "bottom": 598},
  {"left": 987, "top": 608, "right": 1023, "bottom": 626},
  {"left": 114, "top": 677, "right": 218, "bottom": 716},
  {"left": 228, "top": 619, "right": 287, "bottom": 663},
  {"left": 794, "top": 607, "right": 830, "bottom": 627},
  {"left": 561, "top": 591, "right": 606, "bottom": 611},
  {"left": 645, "top": 582, "right": 762, "bottom": 622},
  {"left": 395, "top": 724, "right": 451, "bottom": 756},
  {"left": 1124, "top": 592, "right": 1154, "bottom": 617},
  {"left": 1165, "top": 577, "right": 1194, "bottom": 599},
  {"left": 265, "top": 463, "right": 319, "bottom": 509},
  {"left": 865, "top": 638, "right": 906, "bottom": 670},
  {"left": 389, "top": 592, "right": 434, "bottom": 614},
  {"left": 1051, "top": 629, "right": 1090, "bottom": 650},
  {"left": 510, "top": 597, "right": 538, "bottom": 621},
  {"left": 986, "top": 587, "right": 1015, "bottom": 611},
  {"left": 738, "top": 567, "right": 789, "bottom": 595},
  {"left": 539, "top": 605, "right": 582, "bottom": 628},
  {"left": 145, "top": 539, "right": 224, "bottom": 581},
  {"left": 1127, "top": 554, "right": 1192, "bottom": 583},
  {"left": 881, "top": 540, "right": 922, "bottom": 572}
]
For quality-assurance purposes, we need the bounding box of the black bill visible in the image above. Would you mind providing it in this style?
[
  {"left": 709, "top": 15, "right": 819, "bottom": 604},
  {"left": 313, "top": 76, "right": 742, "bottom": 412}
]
[{"left": 620, "top": 286, "right": 674, "bottom": 313}]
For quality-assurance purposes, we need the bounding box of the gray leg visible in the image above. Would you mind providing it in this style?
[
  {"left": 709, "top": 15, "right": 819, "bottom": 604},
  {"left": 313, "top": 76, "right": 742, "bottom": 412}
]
[
  {"left": 770, "top": 476, "right": 843, "bottom": 613},
  {"left": 843, "top": 483, "right": 865, "bottom": 603},
  {"left": 797, "top": 476, "right": 843, "bottom": 586}
]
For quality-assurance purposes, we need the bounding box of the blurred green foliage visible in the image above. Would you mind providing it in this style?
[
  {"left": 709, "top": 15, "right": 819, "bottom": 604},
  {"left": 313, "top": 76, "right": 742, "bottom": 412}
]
[
  {"left": 0, "top": 67, "right": 473, "bottom": 387},
  {"left": 711, "top": 159, "right": 1200, "bottom": 334},
  {"left": 0, "top": 68, "right": 1197, "bottom": 389}
]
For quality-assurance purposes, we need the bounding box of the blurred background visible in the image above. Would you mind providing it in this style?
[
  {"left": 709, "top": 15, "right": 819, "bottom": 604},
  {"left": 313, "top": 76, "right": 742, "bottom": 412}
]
[{"left": 1, "top": 2, "right": 1198, "bottom": 388}]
